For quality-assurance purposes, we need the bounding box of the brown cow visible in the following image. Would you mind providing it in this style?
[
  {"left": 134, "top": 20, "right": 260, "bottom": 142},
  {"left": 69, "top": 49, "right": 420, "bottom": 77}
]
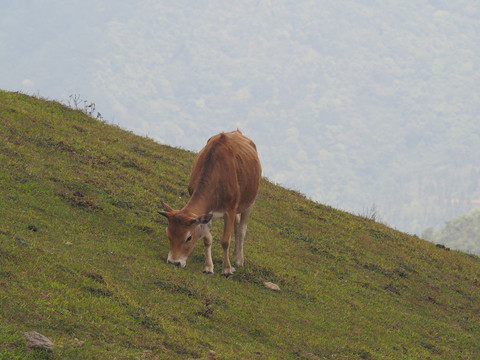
[{"left": 159, "top": 130, "right": 262, "bottom": 276}]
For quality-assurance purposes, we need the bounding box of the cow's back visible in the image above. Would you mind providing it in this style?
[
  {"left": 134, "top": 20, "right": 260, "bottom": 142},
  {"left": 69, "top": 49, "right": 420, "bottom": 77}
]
[{"left": 188, "top": 130, "right": 261, "bottom": 213}]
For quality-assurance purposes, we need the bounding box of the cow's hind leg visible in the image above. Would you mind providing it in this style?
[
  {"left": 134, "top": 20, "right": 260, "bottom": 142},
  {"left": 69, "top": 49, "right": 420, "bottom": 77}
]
[
  {"left": 221, "top": 210, "right": 236, "bottom": 277},
  {"left": 203, "top": 228, "right": 214, "bottom": 275},
  {"left": 234, "top": 203, "right": 254, "bottom": 267}
]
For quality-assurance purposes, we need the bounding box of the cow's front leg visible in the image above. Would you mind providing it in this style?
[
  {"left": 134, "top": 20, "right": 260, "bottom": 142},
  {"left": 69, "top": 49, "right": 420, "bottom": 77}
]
[
  {"left": 221, "top": 211, "right": 236, "bottom": 277},
  {"left": 203, "top": 228, "right": 214, "bottom": 275},
  {"left": 234, "top": 204, "right": 254, "bottom": 266}
]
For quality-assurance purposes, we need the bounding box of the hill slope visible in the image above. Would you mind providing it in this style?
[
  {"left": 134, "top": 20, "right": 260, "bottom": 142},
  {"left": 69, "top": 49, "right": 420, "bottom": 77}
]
[{"left": 1, "top": 90, "right": 480, "bottom": 359}]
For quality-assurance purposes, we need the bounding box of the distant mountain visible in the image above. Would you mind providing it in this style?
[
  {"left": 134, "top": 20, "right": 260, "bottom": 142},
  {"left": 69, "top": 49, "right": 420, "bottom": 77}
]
[
  {"left": 1, "top": 1, "right": 480, "bottom": 234},
  {"left": 423, "top": 207, "right": 480, "bottom": 255}
]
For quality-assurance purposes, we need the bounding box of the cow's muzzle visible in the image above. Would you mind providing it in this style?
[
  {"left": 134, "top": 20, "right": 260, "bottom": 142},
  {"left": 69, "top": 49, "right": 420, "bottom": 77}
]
[
  {"left": 167, "top": 259, "right": 182, "bottom": 267},
  {"left": 167, "top": 255, "right": 186, "bottom": 268}
]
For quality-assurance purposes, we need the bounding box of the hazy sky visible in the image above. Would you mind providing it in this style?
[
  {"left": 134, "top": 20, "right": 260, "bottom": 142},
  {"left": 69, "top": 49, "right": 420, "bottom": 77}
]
[{"left": 2, "top": 1, "right": 479, "bottom": 235}]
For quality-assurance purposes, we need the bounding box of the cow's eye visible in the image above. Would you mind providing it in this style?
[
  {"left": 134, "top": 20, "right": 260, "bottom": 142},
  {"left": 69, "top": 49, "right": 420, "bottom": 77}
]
[{"left": 186, "top": 235, "right": 192, "bottom": 242}]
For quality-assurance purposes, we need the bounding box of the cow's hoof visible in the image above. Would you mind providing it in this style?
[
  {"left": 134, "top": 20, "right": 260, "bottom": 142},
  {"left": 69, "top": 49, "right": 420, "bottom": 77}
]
[
  {"left": 203, "top": 271, "right": 214, "bottom": 276},
  {"left": 233, "top": 255, "right": 244, "bottom": 267},
  {"left": 222, "top": 267, "right": 236, "bottom": 278}
]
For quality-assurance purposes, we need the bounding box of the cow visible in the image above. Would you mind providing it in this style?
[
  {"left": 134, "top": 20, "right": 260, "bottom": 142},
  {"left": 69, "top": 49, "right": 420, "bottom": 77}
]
[{"left": 159, "top": 130, "right": 262, "bottom": 276}]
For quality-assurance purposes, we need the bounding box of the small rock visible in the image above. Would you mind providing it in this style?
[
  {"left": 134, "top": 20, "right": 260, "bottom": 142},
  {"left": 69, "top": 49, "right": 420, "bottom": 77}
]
[
  {"left": 24, "top": 331, "right": 54, "bottom": 350},
  {"left": 70, "top": 338, "right": 85, "bottom": 347},
  {"left": 263, "top": 281, "right": 281, "bottom": 291},
  {"left": 207, "top": 350, "right": 217, "bottom": 360}
]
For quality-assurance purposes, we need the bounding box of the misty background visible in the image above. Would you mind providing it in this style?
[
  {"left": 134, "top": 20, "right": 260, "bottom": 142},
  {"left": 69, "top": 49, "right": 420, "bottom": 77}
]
[{"left": 1, "top": 1, "right": 480, "bottom": 252}]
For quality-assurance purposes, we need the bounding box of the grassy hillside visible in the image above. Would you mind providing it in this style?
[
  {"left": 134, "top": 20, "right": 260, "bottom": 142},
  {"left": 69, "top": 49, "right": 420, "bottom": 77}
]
[{"left": 1, "top": 90, "right": 480, "bottom": 359}]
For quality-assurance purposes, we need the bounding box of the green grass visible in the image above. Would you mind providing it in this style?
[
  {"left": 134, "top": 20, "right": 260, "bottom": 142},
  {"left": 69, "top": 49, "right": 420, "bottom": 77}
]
[{"left": 1, "top": 90, "right": 480, "bottom": 359}]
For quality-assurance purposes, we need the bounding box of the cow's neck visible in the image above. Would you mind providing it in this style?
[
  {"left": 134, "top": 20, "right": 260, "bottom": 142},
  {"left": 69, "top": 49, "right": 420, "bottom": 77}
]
[{"left": 183, "top": 193, "right": 212, "bottom": 216}]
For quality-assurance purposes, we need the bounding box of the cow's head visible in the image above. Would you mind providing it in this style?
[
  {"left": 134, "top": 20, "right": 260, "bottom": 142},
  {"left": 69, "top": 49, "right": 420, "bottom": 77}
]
[{"left": 158, "top": 202, "right": 213, "bottom": 268}]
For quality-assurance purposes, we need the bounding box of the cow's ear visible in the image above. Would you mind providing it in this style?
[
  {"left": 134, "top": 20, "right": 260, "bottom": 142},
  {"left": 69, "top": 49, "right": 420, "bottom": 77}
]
[
  {"left": 159, "top": 202, "right": 173, "bottom": 218},
  {"left": 158, "top": 210, "right": 169, "bottom": 218},
  {"left": 161, "top": 201, "right": 173, "bottom": 212},
  {"left": 198, "top": 213, "right": 213, "bottom": 224}
]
